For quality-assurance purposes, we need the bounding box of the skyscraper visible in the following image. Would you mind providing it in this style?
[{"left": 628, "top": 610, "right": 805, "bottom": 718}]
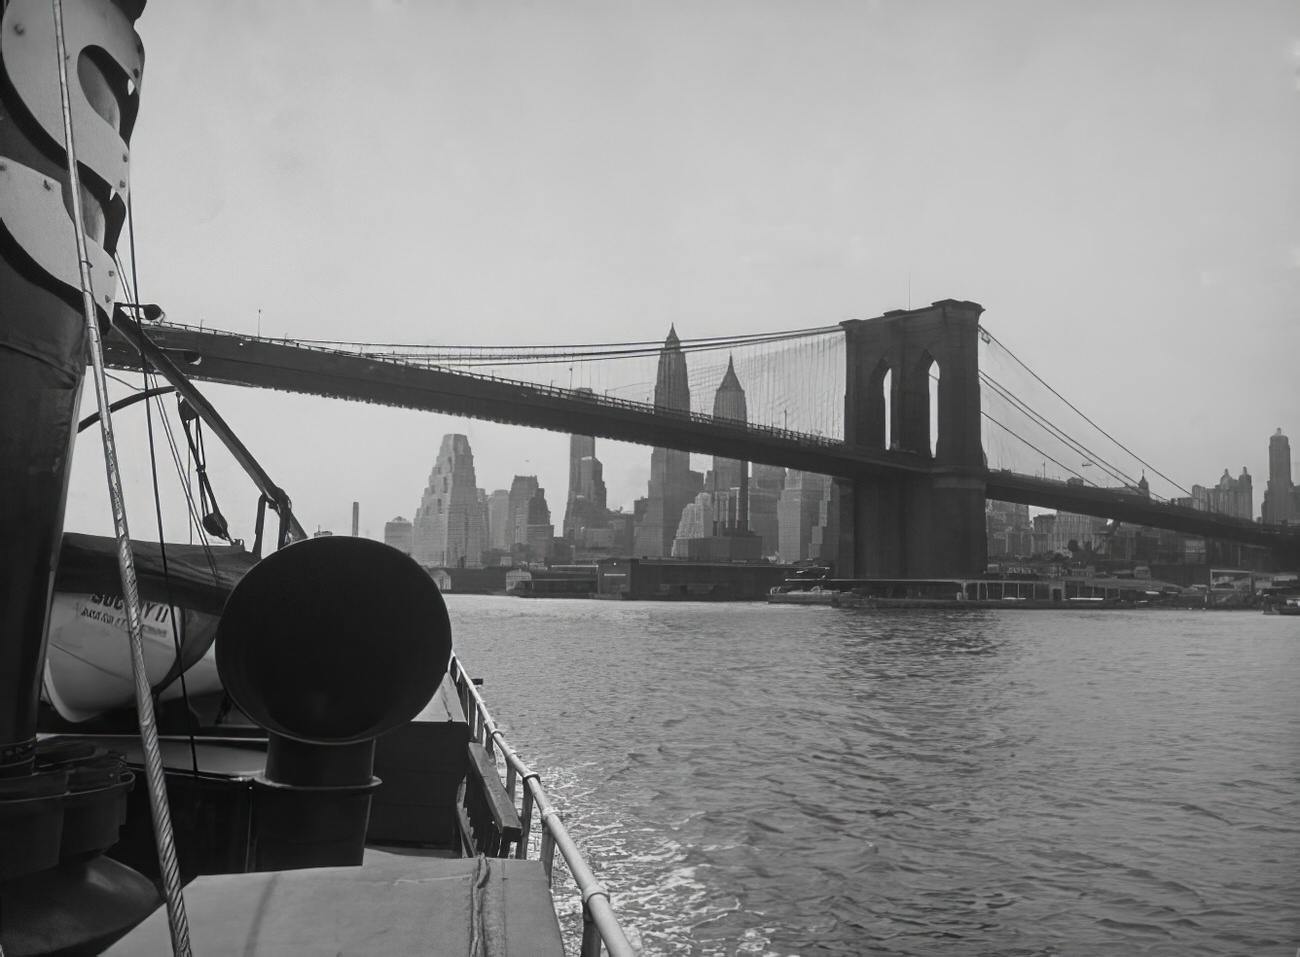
[
  {"left": 412, "top": 434, "right": 486, "bottom": 567},
  {"left": 748, "top": 464, "right": 786, "bottom": 557},
  {"left": 384, "top": 515, "right": 413, "bottom": 554},
  {"left": 508, "top": 475, "right": 541, "bottom": 547},
  {"left": 1263, "top": 428, "right": 1298, "bottom": 525},
  {"left": 563, "top": 401, "right": 609, "bottom": 539},
  {"left": 486, "top": 490, "right": 511, "bottom": 551},
  {"left": 634, "top": 327, "right": 702, "bottom": 557},
  {"left": 777, "top": 470, "right": 830, "bottom": 562},
  {"left": 523, "top": 487, "right": 555, "bottom": 562},
  {"left": 708, "top": 357, "right": 749, "bottom": 532},
  {"left": 1191, "top": 468, "right": 1252, "bottom": 520}
]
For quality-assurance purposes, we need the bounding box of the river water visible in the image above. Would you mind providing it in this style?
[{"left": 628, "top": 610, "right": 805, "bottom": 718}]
[{"left": 446, "top": 598, "right": 1298, "bottom": 956}]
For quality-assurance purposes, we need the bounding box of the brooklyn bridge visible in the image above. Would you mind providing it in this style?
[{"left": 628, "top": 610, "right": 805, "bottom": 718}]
[{"left": 102, "top": 300, "right": 1300, "bottom": 576}]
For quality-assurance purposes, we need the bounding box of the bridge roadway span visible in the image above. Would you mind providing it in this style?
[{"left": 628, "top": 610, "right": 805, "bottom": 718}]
[{"left": 102, "top": 324, "right": 1299, "bottom": 555}]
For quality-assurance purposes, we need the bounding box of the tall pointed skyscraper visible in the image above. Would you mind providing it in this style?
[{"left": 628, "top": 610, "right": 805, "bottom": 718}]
[
  {"left": 709, "top": 356, "right": 749, "bottom": 532},
  {"left": 634, "top": 326, "right": 701, "bottom": 557}
]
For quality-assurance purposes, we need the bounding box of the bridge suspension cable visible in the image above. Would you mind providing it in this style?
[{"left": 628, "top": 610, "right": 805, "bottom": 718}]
[
  {"left": 978, "top": 325, "right": 1190, "bottom": 498},
  {"left": 281, "top": 325, "right": 843, "bottom": 366},
  {"left": 979, "top": 371, "right": 1147, "bottom": 493},
  {"left": 980, "top": 411, "right": 1086, "bottom": 486}
]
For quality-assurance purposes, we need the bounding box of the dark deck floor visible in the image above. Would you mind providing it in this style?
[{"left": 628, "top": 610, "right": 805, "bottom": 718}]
[{"left": 106, "top": 848, "right": 564, "bottom": 956}]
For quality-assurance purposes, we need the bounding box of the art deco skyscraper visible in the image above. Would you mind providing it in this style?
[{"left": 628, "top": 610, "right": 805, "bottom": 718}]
[
  {"left": 564, "top": 393, "right": 609, "bottom": 539},
  {"left": 709, "top": 356, "right": 749, "bottom": 532},
  {"left": 634, "top": 326, "right": 700, "bottom": 557},
  {"left": 412, "top": 434, "right": 486, "bottom": 567},
  {"left": 1263, "top": 428, "right": 1296, "bottom": 525}
]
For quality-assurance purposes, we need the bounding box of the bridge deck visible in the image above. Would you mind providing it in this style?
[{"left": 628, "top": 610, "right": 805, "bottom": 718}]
[
  {"left": 102, "top": 323, "right": 1300, "bottom": 557},
  {"left": 102, "top": 324, "right": 929, "bottom": 480}
]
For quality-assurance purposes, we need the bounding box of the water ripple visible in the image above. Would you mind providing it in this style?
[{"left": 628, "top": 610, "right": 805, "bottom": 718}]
[{"left": 449, "top": 599, "right": 1300, "bottom": 956}]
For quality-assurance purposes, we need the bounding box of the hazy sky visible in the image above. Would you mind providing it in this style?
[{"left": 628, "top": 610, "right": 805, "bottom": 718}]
[{"left": 65, "top": 0, "right": 1300, "bottom": 540}]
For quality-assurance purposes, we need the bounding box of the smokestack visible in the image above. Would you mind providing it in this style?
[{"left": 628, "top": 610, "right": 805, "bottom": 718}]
[{"left": 352, "top": 502, "right": 359, "bottom": 537}]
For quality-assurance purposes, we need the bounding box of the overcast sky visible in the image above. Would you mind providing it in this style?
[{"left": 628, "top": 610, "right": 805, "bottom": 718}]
[{"left": 65, "top": 0, "right": 1299, "bottom": 540}]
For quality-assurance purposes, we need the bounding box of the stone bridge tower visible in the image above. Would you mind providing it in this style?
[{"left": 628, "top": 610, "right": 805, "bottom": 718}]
[{"left": 836, "top": 300, "right": 988, "bottom": 578}]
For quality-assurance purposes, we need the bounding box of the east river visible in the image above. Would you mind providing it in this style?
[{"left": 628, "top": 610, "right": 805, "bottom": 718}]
[{"left": 446, "top": 597, "right": 1298, "bottom": 956}]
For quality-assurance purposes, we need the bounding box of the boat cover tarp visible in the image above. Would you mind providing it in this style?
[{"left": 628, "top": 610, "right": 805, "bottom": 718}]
[
  {"left": 56, "top": 532, "right": 258, "bottom": 617},
  {"left": 43, "top": 534, "right": 259, "bottom": 720}
]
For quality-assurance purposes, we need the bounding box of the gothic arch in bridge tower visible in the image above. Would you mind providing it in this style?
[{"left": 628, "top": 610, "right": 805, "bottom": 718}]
[
  {"left": 836, "top": 300, "right": 987, "bottom": 579},
  {"left": 859, "top": 359, "right": 892, "bottom": 451}
]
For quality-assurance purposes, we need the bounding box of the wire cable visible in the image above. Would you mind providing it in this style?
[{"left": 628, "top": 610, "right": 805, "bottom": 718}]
[
  {"left": 980, "top": 325, "right": 1190, "bottom": 496},
  {"left": 121, "top": 210, "right": 200, "bottom": 779},
  {"left": 979, "top": 371, "right": 1140, "bottom": 492}
]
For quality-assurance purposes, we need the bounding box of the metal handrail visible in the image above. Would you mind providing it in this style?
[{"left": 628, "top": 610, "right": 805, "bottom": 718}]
[{"left": 449, "top": 655, "right": 635, "bottom": 957}]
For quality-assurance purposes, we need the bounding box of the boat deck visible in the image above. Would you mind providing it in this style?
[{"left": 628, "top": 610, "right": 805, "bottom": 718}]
[{"left": 106, "top": 849, "right": 564, "bottom": 955}]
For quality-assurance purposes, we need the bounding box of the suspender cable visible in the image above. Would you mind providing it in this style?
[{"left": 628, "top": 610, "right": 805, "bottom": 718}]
[{"left": 50, "top": 2, "right": 193, "bottom": 954}]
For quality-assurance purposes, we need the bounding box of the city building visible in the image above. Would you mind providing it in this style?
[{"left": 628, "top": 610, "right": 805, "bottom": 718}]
[
  {"left": 384, "top": 515, "right": 413, "bottom": 555},
  {"left": 633, "top": 327, "right": 703, "bottom": 557},
  {"left": 1048, "top": 511, "right": 1109, "bottom": 556},
  {"left": 521, "top": 487, "right": 555, "bottom": 564},
  {"left": 563, "top": 407, "right": 610, "bottom": 543},
  {"left": 486, "top": 489, "right": 511, "bottom": 551},
  {"left": 808, "top": 481, "right": 840, "bottom": 564},
  {"left": 672, "top": 493, "right": 716, "bottom": 555},
  {"left": 1263, "top": 429, "right": 1299, "bottom": 525},
  {"left": 707, "top": 357, "right": 748, "bottom": 533},
  {"left": 748, "top": 464, "right": 786, "bottom": 557},
  {"left": 777, "top": 470, "right": 830, "bottom": 562},
  {"left": 1192, "top": 468, "right": 1253, "bottom": 521},
  {"left": 986, "top": 500, "right": 1032, "bottom": 558},
  {"left": 668, "top": 356, "right": 763, "bottom": 561},
  {"left": 412, "top": 433, "right": 486, "bottom": 568},
  {"left": 507, "top": 475, "right": 540, "bottom": 548}
]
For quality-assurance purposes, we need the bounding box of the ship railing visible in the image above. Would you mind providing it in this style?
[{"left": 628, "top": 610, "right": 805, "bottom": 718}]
[{"left": 449, "top": 655, "right": 636, "bottom": 957}]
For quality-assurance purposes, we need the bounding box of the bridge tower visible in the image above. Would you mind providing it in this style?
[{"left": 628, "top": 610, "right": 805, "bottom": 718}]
[{"left": 836, "top": 300, "right": 988, "bottom": 579}]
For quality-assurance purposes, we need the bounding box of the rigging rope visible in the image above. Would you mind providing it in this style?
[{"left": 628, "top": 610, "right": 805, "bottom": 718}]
[
  {"left": 50, "top": 2, "right": 191, "bottom": 952},
  {"left": 121, "top": 214, "right": 201, "bottom": 780}
]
